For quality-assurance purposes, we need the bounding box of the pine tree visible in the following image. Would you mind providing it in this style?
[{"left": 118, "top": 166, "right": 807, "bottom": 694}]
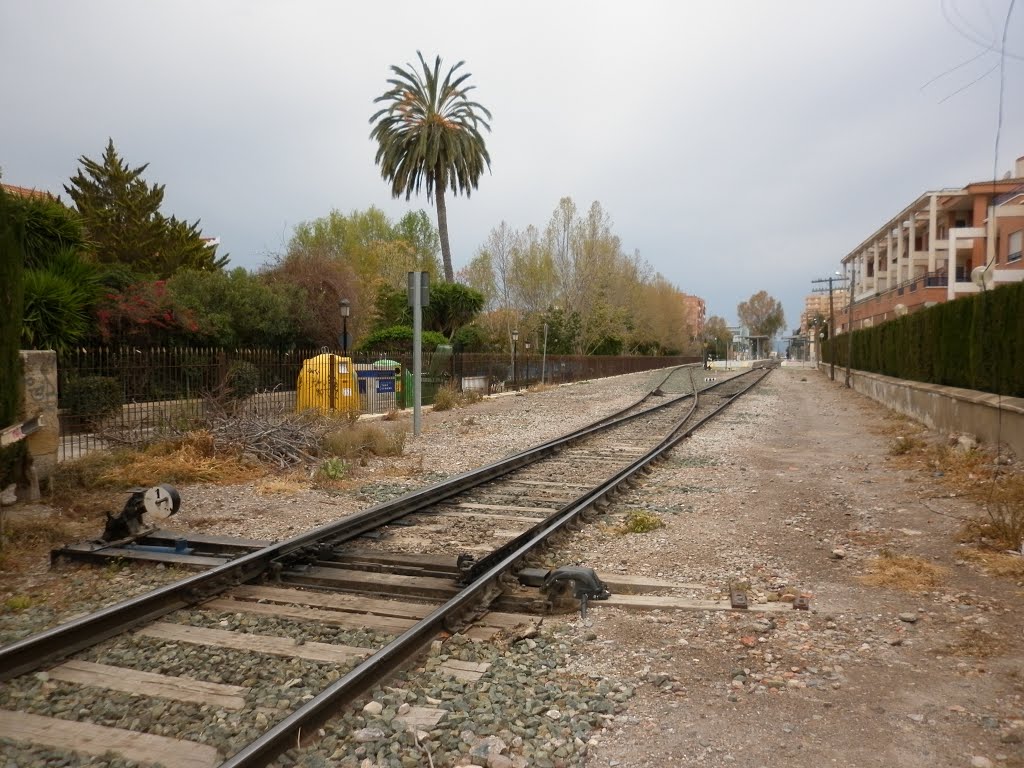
[{"left": 64, "top": 139, "right": 227, "bottom": 277}]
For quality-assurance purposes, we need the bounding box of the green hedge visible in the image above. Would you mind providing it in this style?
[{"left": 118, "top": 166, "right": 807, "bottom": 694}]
[
  {"left": 0, "top": 187, "right": 26, "bottom": 487},
  {"left": 823, "top": 281, "right": 1023, "bottom": 397}
]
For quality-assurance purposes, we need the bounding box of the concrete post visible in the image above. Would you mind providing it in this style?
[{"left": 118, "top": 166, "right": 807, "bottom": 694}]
[{"left": 18, "top": 350, "right": 58, "bottom": 496}]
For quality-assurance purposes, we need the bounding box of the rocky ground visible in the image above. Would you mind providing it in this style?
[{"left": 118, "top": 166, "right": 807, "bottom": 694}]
[{"left": 1, "top": 366, "right": 1022, "bottom": 768}]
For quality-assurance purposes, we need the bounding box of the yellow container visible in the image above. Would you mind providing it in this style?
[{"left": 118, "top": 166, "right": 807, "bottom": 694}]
[{"left": 296, "top": 353, "right": 359, "bottom": 415}]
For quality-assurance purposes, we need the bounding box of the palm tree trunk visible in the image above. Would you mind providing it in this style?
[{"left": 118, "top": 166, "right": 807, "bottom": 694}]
[{"left": 435, "top": 182, "right": 454, "bottom": 283}]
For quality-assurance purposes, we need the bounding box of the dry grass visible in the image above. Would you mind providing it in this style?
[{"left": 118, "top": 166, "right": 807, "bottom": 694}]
[
  {"left": 52, "top": 433, "right": 263, "bottom": 500},
  {"left": 0, "top": 515, "right": 75, "bottom": 572},
  {"left": 432, "top": 387, "right": 458, "bottom": 412},
  {"left": 859, "top": 550, "right": 948, "bottom": 591},
  {"left": 889, "top": 434, "right": 927, "bottom": 456},
  {"left": 882, "top": 420, "right": 1024, "bottom": 552},
  {"left": 432, "top": 385, "right": 485, "bottom": 412},
  {"left": 935, "top": 626, "right": 1006, "bottom": 659},
  {"left": 957, "top": 547, "right": 1024, "bottom": 578},
  {"left": 322, "top": 422, "right": 406, "bottom": 462},
  {"left": 253, "top": 476, "right": 307, "bottom": 495}
]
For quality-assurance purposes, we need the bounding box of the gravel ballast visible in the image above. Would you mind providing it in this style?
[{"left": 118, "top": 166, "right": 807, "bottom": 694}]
[{"left": 2, "top": 367, "right": 1022, "bottom": 767}]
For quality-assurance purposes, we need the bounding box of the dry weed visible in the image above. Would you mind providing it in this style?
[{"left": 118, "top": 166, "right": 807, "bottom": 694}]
[
  {"left": 254, "top": 475, "right": 307, "bottom": 495},
  {"left": 0, "top": 516, "right": 75, "bottom": 572},
  {"left": 322, "top": 422, "right": 406, "bottom": 461},
  {"left": 889, "top": 434, "right": 926, "bottom": 456},
  {"left": 957, "top": 547, "right": 1024, "bottom": 578},
  {"left": 935, "top": 626, "right": 1005, "bottom": 659},
  {"left": 1, "top": 516, "right": 72, "bottom": 548},
  {"left": 431, "top": 386, "right": 458, "bottom": 411},
  {"left": 52, "top": 436, "right": 263, "bottom": 496},
  {"left": 859, "top": 550, "right": 948, "bottom": 591}
]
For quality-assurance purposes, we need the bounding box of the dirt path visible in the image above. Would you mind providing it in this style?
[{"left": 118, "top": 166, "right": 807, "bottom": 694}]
[{"left": 562, "top": 368, "right": 1023, "bottom": 768}]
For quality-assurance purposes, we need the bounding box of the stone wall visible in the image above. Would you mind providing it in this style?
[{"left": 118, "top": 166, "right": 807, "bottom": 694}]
[
  {"left": 817, "top": 364, "right": 1024, "bottom": 457},
  {"left": 19, "top": 350, "right": 59, "bottom": 490}
]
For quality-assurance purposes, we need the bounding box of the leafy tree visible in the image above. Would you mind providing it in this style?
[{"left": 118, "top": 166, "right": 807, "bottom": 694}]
[
  {"left": 261, "top": 246, "right": 360, "bottom": 348},
  {"left": 395, "top": 210, "right": 442, "bottom": 275},
  {"left": 370, "top": 52, "right": 492, "bottom": 283},
  {"left": 94, "top": 280, "right": 199, "bottom": 345},
  {"left": 451, "top": 323, "right": 488, "bottom": 352},
  {"left": 457, "top": 249, "right": 496, "bottom": 309},
  {"left": 286, "top": 207, "right": 440, "bottom": 292},
  {"left": 703, "top": 315, "right": 732, "bottom": 358},
  {"left": 370, "top": 282, "right": 484, "bottom": 340},
  {"left": 65, "top": 139, "right": 227, "bottom": 278},
  {"left": 737, "top": 291, "right": 785, "bottom": 357},
  {"left": 168, "top": 268, "right": 301, "bottom": 348}
]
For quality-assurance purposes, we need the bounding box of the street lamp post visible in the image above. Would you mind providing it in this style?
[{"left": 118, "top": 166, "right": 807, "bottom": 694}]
[
  {"left": 339, "top": 298, "right": 351, "bottom": 356},
  {"left": 524, "top": 341, "right": 531, "bottom": 386},
  {"left": 541, "top": 322, "right": 549, "bottom": 385},
  {"left": 511, "top": 329, "right": 519, "bottom": 391}
]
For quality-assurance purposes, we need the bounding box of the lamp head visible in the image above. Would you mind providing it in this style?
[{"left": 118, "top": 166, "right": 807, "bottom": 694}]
[
  {"left": 512, "top": 329, "right": 519, "bottom": 343},
  {"left": 340, "top": 298, "right": 351, "bottom": 318}
]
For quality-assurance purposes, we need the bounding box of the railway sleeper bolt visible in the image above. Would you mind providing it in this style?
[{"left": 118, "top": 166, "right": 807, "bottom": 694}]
[{"left": 729, "top": 583, "right": 749, "bottom": 610}]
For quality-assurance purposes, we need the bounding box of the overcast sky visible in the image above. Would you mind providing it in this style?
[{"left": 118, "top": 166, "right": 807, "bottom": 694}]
[{"left": 2, "top": 1, "right": 1022, "bottom": 335}]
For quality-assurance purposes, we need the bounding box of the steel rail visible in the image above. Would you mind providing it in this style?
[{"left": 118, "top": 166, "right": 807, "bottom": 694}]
[
  {"left": 0, "top": 365, "right": 698, "bottom": 681},
  {"left": 218, "top": 365, "right": 773, "bottom": 767}
]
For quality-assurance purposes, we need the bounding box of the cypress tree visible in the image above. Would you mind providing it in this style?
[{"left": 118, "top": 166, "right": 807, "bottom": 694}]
[{"left": 0, "top": 186, "right": 26, "bottom": 486}]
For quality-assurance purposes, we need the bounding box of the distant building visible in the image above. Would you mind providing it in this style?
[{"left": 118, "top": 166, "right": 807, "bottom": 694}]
[
  {"left": 839, "top": 154, "right": 1024, "bottom": 332},
  {"left": 1, "top": 182, "right": 55, "bottom": 201},
  {"left": 681, "top": 294, "right": 706, "bottom": 340},
  {"left": 799, "top": 291, "right": 848, "bottom": 334}
]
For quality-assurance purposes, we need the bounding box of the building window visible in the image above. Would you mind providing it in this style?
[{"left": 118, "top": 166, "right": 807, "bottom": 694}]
[{"left": 1010, "top": 230, "right": 1022, "bottom": 263}]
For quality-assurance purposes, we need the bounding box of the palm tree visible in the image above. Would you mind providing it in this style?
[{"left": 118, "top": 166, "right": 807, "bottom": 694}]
[{"left": 370, "top": 52, "right": 492, "bottom": 283}]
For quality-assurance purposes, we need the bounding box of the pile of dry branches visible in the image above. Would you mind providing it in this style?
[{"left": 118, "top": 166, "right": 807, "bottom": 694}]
[{"left": 202, "top": 411, "right": 346, "bottom": 468}]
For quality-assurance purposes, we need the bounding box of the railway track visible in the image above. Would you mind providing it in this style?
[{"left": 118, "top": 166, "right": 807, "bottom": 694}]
[{"left": 0, "top": 363, "right": 775, "bottom": 768}]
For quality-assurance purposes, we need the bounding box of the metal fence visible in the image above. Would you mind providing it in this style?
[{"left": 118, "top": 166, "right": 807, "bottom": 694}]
[{"left": 56, "top": 347, "right": 696, "bottom": 459}]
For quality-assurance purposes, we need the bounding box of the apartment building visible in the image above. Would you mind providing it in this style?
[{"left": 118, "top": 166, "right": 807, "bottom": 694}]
[
  {"left": 839, "top": 155, "right": 1024, "bottom": 331},
  {"left": 799, "top": 290, "right": 849, "bottom": 333},
  {"left": 681, "top": 293, "right": 706, "bottom": 340}
]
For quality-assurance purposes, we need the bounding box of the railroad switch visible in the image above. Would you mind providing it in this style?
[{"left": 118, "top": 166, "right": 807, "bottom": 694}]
[
  {"left": 100, "top": 484, "right": 181, "bottom": 543},
  {"left": 542, "top": 566, "right": 611, "bottom": 619}
]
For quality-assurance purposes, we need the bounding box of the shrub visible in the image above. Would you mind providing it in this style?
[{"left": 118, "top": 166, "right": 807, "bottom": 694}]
[
  {"left": 225, "top": 360, "right": 259, "bottom": 400},
  {"left": 432, "top": 386, "right": 458, "bottom": 412},
  {"left": 318, "top": 457, "right": 347, "bottom": 480},
  {"left": 64, "top": 375, "right": 121, "bottom": 424},
  {"left": 4, "top": 595, "right": 32, "bottom": 611},
  {"left": 357, "top": 325, "right": 448, "bottom": 355},
  {"left": 620, "top": 509, "right": 665, "bottom": 533},
  {"left": 889, "top": 434, "right": 925, "bottom": 456},
  {"left": 322, "top": 422, "right": 406, "bottom": 461}
]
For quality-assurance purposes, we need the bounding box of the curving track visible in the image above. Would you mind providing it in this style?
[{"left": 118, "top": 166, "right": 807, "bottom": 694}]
[{"left": 0, "top": 363, "right": 774, "bottom": 768}]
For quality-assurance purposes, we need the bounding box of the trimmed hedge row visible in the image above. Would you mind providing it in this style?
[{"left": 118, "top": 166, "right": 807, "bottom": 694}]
[
  {"left": 823, "top": 281, "right": 1023, "bottom": 397},
  {"left": 0, "top": 187, "right": 26, "bottom": 487}
]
